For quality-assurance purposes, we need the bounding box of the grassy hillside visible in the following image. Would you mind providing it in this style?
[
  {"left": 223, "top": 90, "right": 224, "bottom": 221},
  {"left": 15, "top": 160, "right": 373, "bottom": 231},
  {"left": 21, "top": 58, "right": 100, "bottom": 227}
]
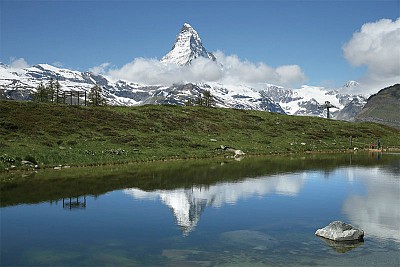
[
  {"left": 355, "top": 84, "right": 400, "bottom": 128},
  {"left": 1, "top": 100, "right": 399, "bottom": 171}
]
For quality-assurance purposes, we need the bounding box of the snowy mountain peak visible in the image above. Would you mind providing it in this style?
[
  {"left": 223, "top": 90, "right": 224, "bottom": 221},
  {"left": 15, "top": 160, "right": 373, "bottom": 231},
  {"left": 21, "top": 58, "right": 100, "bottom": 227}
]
[
  {"left": 182, "top": 22, "right": 193, "bottom": 29},
  {"left": 343, "top": 80, "right": 360, "bottom": 88},
  {"left": 160, "top": 23, "right": 216, "bottom": 65}
]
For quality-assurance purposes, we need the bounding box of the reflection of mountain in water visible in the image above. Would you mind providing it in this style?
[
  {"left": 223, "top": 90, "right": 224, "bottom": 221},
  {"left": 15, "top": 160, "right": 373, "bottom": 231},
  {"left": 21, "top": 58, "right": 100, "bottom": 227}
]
[
  {"left": 125, "top": 187, "right": 210, "bottom": 235},
  {"left": 124, "top": 173, "right": 306, "bottom": 235},
  {"left": 161, "top": 189, "right": 209, "bottom": 235}
]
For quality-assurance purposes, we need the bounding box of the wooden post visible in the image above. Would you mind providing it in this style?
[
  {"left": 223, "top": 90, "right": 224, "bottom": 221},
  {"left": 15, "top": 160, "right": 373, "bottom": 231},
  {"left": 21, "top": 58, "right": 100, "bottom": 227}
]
[
  {"left": 77, "top": 91, "right": 80, "bottom": 106},
  {"left": 85, "top": 91, "right": 87, "bottom": 106},
  {"left": 63, "top": 92, "right": 66, "bottom": 104},
  {"left": 70, "top": 91, "right": 73, "bottom": 105}
]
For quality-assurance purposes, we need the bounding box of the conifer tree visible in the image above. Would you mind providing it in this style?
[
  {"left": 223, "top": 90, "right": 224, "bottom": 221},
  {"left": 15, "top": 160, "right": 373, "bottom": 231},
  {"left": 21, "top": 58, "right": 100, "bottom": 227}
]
[
  {"left": 203, "top": 90, "right": 214, "bottom": 107},
  {"left": 54, "top": 80, "right": 62, "bottom": 103},
  {"left": 88, "top": 84, "right": 106, "bottom": 106},
  {"left": 196, "top": 90, "right": 213, "bottom": 107},
  {"left": 46, "top": 78, "right": 55, "bottom": 102},
  {"left": 32, "top": 83, "right": 47, "bottom": 102}
]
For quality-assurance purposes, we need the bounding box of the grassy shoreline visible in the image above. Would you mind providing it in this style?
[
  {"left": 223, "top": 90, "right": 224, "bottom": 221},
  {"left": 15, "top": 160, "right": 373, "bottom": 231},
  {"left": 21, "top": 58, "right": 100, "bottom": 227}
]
[{"left": 1, "top": 100, "right": 400, "bottom": 171}]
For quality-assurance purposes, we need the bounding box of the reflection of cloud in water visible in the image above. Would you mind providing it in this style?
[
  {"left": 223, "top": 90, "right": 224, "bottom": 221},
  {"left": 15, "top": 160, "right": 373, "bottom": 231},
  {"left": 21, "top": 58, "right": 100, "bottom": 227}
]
[
  {"left": 124, "top": 173, "right": 306, "bottom": 235},
  {"left": 342, "top": 168, "right": 400, "bottom": 242}
]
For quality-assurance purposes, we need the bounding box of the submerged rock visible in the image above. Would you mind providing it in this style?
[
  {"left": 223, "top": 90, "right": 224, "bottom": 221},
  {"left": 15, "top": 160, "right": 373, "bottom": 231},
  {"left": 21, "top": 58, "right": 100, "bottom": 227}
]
[
  {"left": 315, "top": 221, "right": 364, "bottom": 241},
  {"left": 220, "top": 230, "right": 278, "bottom": 249}
]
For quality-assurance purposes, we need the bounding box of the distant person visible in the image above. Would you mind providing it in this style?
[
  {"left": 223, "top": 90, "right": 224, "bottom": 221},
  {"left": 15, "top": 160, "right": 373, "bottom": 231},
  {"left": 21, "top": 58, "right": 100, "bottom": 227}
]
[
  {"left": 371, "top": 142, "right": 375, "bottom": 149},
  {"left": 378, "top": 139, "right": 381, "bottom": 150}
]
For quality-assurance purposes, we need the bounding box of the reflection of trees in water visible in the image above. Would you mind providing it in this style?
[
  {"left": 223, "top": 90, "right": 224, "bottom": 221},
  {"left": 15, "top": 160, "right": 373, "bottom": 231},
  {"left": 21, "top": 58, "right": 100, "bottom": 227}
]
[{"left": 62, "top": 195, "right": 87, "bottom": 210}]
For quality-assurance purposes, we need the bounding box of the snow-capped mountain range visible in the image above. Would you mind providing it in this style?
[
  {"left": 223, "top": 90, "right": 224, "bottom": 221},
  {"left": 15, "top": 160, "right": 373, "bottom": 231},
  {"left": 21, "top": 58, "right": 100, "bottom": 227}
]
[{"left": 0, "top": 23, "right": 368, "bottom": 119}]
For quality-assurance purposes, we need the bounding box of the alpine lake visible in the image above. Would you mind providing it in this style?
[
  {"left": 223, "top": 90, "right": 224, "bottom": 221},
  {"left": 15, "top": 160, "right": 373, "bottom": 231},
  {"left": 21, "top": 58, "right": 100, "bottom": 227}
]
[{"left": 1, "top": 152, "right": 399, "bottom": 266}]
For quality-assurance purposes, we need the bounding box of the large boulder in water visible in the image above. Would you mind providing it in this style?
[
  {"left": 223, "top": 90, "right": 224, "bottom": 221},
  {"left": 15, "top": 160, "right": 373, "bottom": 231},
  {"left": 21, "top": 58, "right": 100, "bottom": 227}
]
[{"left": 315, "top": 221, "right": 364, "bottom": 241}]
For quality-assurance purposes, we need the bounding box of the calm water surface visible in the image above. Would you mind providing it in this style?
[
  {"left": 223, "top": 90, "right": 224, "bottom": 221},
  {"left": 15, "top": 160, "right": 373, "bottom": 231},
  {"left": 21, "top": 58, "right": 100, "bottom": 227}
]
[{"left": 1, "top": 153, "right": 399, "bottom": 266}]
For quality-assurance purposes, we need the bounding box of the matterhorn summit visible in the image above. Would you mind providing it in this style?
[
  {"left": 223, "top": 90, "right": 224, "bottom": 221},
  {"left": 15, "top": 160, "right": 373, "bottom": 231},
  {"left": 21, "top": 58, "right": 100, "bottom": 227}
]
[
  {"left": 160, "top": 23, "right": 216, "bottom": 65},
  {"left": 343, "top": 80, "right": 360, "bottom": 89}
]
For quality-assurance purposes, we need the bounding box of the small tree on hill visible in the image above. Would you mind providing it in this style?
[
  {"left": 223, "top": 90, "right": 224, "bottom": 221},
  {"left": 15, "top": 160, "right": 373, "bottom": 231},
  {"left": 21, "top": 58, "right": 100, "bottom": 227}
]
[
  {"left": 32, "top": 83, "right": 49, "bottom": 102},
  {"left": 196, "top": 90, "right": 214, "bottom": 107},
  {"left": 54, "top": 80, "right": 62, "bottom": 103},
  {"left": 88, "top": 84, "right": 106, "bottom": 106},
  {"left": 46, "top": 78, "right": 56, "bottom": 102},
  {"left": 203, "top": 90, "right": 214, "bottom": 107},
  {"left": 32, "top": 79, "right": 60, "bottom": 102}
]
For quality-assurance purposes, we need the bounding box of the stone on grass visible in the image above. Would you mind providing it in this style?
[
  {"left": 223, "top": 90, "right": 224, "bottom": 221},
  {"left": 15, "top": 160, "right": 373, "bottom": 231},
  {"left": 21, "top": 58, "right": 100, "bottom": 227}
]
[{"left": 315, "top": 221, "right": 364, "bottom": 242}]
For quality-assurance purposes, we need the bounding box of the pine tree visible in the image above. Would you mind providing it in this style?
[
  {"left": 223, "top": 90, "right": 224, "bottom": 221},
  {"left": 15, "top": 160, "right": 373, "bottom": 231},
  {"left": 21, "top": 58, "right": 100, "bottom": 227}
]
[
  {"left": 195, "top": 94, "right": 203, "bottom": 106},
  {"left": 203, "top": 90, "right": 213, "bottom": 107},
  {"left": 46, "top": 78, "right": 55, "bottom": 102},
  {"left": 32, "top": 83, "right": 47, "bottom": 102},
  {"left": 54, "top": 80, "right": 62, "bottom": 103},
  {"left": 88, "top": 84, "right": 106, "bottom": 106},
  {"left": 195, "top": 90, "right": 213, "bottom": 107}
]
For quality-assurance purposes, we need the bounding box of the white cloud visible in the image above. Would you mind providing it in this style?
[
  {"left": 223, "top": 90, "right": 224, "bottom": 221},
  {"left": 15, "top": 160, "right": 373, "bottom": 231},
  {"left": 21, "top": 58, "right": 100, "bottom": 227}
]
[
  {"left": 52, "top": 61, "right": 64, "bottom": 68},
  {"left": 343, "top": 18, "right": 400, "bottom": 91},
  {"left": 276, "top": 65, "right": 307, "bottom": 86},
  {"left": 89, "top": 62, "right": 111, "bottom": 75},
  {"left": 10, "top": 58, "right": 30, "bottom": 69},
  {"left": 104, "top": 52, "right": 307, "bottom": 88}
]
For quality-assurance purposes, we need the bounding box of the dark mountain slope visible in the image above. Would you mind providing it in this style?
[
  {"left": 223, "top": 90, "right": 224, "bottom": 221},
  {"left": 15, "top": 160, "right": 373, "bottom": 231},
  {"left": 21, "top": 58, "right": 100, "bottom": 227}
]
[{"left": 355, "top": 84, "right": 400, "bottom": 129}]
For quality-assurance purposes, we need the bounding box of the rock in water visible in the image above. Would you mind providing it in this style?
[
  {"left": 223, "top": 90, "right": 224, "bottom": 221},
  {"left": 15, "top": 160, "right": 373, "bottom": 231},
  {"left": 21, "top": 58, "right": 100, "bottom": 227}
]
[
  {"left": 315, "top": 221, "right": 364, "bottom": 241},
  {"left": 220, "top": 230, "right": 278, "bottom": 249}
]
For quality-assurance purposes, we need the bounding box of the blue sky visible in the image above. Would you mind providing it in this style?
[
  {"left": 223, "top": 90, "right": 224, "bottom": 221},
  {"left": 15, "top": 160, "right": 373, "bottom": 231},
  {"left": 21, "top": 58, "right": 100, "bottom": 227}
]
[{"left": 1, "top": 0, "right": 399, "bottom": 90}]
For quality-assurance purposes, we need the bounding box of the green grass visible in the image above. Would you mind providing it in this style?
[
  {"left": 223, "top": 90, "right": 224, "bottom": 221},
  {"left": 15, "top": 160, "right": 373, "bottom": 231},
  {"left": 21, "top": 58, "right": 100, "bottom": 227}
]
[{"left": 1, "top": 100, "right": 399, "bottom": 171}]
